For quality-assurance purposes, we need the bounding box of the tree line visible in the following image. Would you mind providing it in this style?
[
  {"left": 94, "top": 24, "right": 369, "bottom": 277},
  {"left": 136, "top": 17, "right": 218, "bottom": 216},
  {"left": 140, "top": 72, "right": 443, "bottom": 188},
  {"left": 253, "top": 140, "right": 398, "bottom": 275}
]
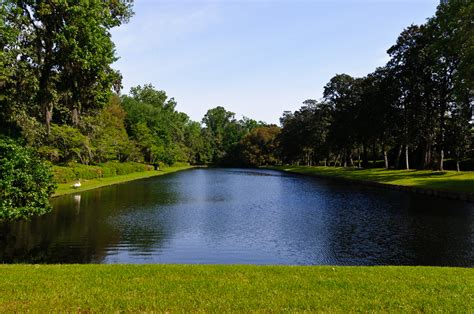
[
  {"left": 1, "top": 0, "right": 472, "bottom": 172},
  {"left": 0, "top": 0, "right": 267, "bottom": 168},
  {"left": 0, "top": 0, "right": 472, "bottom": 218},
  {"left": 279, "top": 0, "right": 473, "bottom": 171}
]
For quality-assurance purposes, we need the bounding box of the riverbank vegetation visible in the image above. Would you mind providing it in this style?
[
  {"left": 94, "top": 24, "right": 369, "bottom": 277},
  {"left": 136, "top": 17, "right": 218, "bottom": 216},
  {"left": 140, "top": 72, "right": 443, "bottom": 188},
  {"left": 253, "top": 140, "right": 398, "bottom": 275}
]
[
  {"left": 0, "top": 139, "right": 55, "bottom": 219},
  {"left": 1, "top": 0, "right": 473, "bottom": 218},
  {"left": 0, "top": 265, "right": 471, "bottom": 312},
  {"left": 272, "top": 166, "right": 474, "bottom": 194},
  {"left": 53, "top": 164, "right": 194, "bottom": 197}
]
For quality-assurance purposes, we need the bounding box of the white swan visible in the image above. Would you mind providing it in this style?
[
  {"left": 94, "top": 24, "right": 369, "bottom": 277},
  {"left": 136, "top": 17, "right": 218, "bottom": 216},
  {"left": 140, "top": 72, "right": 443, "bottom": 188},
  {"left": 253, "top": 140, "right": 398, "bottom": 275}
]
[{"left": 72, "top": 181, "right": 81, "bottom": 188}]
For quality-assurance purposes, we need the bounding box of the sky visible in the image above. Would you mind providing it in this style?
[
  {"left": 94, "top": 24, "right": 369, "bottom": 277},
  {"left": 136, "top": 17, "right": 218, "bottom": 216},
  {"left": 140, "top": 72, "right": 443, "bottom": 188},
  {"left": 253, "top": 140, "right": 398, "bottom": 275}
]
[{"left": 111, "top": 0, "right": 439, "bottom": 124}]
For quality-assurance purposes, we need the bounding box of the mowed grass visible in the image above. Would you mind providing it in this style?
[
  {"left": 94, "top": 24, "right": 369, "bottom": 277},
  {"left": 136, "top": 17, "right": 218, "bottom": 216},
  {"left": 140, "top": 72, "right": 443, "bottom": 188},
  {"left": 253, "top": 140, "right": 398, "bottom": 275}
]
[
  {"left": 53, "top": 165, "right": 195, "bottom": 197},
  {"left": 272, "top": 166, "right": 474, "bottom": 193},
  {"left": 0, "top": 265, "right": 471, "bottom": 312}
]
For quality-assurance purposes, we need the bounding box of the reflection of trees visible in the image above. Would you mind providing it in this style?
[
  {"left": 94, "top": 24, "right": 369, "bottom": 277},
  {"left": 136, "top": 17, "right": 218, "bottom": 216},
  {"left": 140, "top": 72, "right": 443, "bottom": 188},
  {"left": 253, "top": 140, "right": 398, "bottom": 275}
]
[
  {"left": 399, "top": 196, "right": 473, "bottom": 267},
  {"left": 0, "top": 176, "right": 178, "bottom": 263},
  {"left": 322, "top": 189, "right": 474, "bottom": 266}
]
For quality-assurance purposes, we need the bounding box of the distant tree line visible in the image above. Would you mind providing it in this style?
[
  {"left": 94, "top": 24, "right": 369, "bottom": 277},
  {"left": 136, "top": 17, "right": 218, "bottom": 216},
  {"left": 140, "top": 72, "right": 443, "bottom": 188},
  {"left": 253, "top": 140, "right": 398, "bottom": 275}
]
[
  {"left": 0, "top": 0, "right": 472, "bottom": 219},
  {"left": 279, "top": 1, "right": 473, "bottom": 171},
  {"left": 1, "top": 0, "right": 472, "bottom": 172},
  {"left": 0, "top": 0, "right": 265, "bottom": 168}
]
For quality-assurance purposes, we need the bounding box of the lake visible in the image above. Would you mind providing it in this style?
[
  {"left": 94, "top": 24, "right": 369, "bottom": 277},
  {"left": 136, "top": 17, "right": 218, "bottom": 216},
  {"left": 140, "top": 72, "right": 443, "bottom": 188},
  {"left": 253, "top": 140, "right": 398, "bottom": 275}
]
[{"left": 1, "top": 168, "right": 472, "bottom": 266}]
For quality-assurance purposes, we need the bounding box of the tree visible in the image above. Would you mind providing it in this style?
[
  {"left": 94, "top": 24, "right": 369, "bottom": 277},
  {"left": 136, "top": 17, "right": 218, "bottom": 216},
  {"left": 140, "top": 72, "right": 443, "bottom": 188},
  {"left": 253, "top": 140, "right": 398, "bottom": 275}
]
[
  {"left": 323, "top": 74, "right": 362, "bottom": 167},
  {"left": 387, "top": 25, "right": 437, "bottom": 170},
  {"left": 240, "top": 126, "right": 281, "bottom": 167},
  {"left": 279, "top": 100, "right": 332, "bottom": 166},
  {"left": 1, "top": 0, "right": 133, "bottom": 134},
  {"left": 82, "top": 95, "right": 137, "bottom": 163},
  {"left": 122, "top": 84, "right": 192, "bottom": 165},
  {"left": 427, "top": 0, "right": 474, "bottom": 170},
  {"left": 202, "top": 106, "right": 239, "bottom": 162},
  {"left": 0, "top": 138, "right": 56, "bottom": 219}
]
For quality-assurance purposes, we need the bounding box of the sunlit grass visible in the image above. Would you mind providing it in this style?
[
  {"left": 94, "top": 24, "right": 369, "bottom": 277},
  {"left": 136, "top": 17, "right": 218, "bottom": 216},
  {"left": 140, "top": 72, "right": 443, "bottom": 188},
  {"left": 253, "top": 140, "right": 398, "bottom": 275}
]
[
  {"left": 0, "top": 265, "right": 471, "bottom": 312},
  {"left": 53, "top": 165, "right": 195, "bottom": 197},
  {"left": 271, "top": 166, "right": 474, "bottom": 193}
]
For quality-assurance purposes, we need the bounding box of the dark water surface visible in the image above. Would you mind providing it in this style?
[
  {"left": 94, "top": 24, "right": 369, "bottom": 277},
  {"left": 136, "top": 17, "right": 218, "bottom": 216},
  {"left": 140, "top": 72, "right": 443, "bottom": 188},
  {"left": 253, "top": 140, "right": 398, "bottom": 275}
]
[{"left": 1, "top": 168, "right": 472, "bottom": 265}]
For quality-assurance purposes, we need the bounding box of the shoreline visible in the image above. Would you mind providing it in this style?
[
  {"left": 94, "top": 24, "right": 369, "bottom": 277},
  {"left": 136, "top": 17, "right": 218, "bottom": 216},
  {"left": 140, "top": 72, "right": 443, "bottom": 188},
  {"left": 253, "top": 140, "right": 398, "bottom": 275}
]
[
  {"left": 53, "top": 165, "right": 196, "bottom": 197},
  {"left": 267, "top": 166, "right": 474, "bottom": 202}
]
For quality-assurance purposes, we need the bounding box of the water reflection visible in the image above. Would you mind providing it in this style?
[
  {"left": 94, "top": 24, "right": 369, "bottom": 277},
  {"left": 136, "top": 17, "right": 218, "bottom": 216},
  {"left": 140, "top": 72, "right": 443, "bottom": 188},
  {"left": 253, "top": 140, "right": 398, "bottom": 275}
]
[{"left": 0, "top": 168, "right": 472, "bottom": 265}]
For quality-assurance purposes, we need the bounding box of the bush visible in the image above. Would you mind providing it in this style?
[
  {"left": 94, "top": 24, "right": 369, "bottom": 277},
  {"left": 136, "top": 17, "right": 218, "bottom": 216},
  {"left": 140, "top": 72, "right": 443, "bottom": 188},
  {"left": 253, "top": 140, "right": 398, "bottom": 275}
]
[
  {"left": 52, "top": 162, "right": 154, "bottom": 183},
  {"left": 100, "top": 161, "right": 151, "bottom": 175},
  {"left": 52, "top": 166, "right": 76, "bottom": 183},
  {"left": 0, "top": 138, "right": 56, "bottom": 219}
]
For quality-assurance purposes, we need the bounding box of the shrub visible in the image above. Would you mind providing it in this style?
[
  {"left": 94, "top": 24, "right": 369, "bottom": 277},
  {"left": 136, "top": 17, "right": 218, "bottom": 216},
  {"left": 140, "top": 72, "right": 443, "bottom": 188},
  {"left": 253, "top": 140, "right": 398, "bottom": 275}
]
[
  {"left": 52, "top": 166, "right": 76, "bottom": 183},
  {"left": 71, "top": 164, "right": 103, "bottom": 180},
  {"left": 52, "top": 162, "right": 154, "bottom": 183},
  {"left": 100, "top": 161, "right": 151, "bottom": 175},
  {"left": 0, "top": 138, "right": 56, "bottom": 219}
]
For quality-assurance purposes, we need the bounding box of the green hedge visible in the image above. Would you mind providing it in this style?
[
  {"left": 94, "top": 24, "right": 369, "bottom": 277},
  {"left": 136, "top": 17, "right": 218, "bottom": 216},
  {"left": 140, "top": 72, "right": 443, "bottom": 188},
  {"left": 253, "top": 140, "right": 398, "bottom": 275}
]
[{"left": 53, "top": 162, "right": 155, "bottom": 183}]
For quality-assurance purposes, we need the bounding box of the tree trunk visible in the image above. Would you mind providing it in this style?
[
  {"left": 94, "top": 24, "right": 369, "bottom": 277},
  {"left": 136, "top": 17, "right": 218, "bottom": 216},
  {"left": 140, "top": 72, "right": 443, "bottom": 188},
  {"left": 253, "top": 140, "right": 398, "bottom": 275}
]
[
  {"left": 395, "top": 144, "right": 402, "bottom": 169},
  {"left": 439, "top": 149, "right": 444, "bottom": 171},
  {"left": 357, "top": 150, "right": 361, "bottom": 168},
  {"left": 384, "top": 150, "right": 389, "bottom": 169},
  {"left": 72, "top": 107, "right": 80, "bottom": 126},
  {"left": 427, "top": 145, "right": 432, "bottom": 168},
  {"left": 45, "top": 103, "right": 53, "bottom": 135},
  {"left": 405, "top": 146, "right": 410, "bottom": 170},
  {"left": 421, "top": 143, "right": 432, "bottom": 170},
  {"left": 456, "top": 160, "right": 460, "bottom": 172},
  {"left": 372, "top": 142, "right": 377, "bottom": 166},
  {"left": 362, "top": 143, "right": 369, "bottom": 168}
]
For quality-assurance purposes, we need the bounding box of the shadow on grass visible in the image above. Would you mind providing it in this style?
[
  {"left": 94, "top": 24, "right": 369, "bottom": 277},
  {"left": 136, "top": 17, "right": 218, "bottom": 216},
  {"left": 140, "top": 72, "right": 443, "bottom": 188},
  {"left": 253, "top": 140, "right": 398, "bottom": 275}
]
[{"left": 276, "top": 166, "right": 474, "bottom": 193}]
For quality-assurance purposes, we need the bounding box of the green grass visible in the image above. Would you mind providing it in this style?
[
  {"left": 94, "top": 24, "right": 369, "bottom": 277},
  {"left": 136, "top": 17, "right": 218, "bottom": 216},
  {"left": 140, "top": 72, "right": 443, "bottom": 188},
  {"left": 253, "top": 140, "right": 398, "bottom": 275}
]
[
  {"left": 53, "top": 165, "right": 195, "bottom": 197},
  {"left": 271, "top": 166, "right": 474, "bottom": 194},
  {"left": 0, "top": 265, "right": 471, "bottom": 312}
]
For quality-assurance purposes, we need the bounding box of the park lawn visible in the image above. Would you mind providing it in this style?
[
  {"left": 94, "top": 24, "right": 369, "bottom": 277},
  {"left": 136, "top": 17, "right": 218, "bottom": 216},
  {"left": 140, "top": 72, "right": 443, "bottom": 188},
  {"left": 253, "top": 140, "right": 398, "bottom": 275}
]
[
  {"left": 0, "top": 265, "right": 471, "bottom": 312},
  {"left": 53, "top": 165, "right": 195, "bottom": 197},
  {"left": 271, "top": 166, "right": 474, "bottom": 194}
]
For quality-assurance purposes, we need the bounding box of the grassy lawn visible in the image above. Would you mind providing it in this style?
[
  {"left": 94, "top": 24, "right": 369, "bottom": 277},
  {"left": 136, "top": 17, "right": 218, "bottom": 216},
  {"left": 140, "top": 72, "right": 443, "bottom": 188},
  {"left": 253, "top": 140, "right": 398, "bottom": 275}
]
[
  {"left": 271, "top": 166, "right": 474, "bottom": 194},
  {"left": 53, "top": 165, "right": 195, "bottom": 197},
  {"left": 0, "top": 265, "right": 471, "bottom": 312}
]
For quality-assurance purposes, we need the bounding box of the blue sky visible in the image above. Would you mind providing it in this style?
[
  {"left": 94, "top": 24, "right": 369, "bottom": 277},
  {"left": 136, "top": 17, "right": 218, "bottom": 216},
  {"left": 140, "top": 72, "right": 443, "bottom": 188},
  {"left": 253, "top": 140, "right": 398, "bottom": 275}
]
[{"left": 111, "top": 0, "right": 439, "bottom": 124}]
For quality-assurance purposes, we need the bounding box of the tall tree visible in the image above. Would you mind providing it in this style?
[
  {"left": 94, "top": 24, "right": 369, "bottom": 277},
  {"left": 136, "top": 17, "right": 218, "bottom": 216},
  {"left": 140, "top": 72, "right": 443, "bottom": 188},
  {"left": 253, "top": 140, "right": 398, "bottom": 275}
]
[
  {"left": 323, "top": 74, "right": 362, "bottom": 167},
  {"left": 1, "top": 0, "right": 133, "bottom": 134}
]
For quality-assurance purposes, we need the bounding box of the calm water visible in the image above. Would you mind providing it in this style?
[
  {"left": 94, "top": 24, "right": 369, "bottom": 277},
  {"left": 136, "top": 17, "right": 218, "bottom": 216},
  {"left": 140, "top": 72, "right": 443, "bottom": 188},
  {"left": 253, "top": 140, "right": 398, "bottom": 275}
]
[{"left": 1, "top": 168, "right": 472, "bottom": 266}]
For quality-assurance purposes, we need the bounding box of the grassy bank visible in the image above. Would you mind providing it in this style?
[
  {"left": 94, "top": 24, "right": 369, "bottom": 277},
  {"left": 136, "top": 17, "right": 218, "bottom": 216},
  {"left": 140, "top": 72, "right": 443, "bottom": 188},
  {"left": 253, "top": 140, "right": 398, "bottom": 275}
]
[
  {"left": 271, "top": 166, "right": 474, "bottom": 194},
  {"left": 54, "top": 165, "right": 194, "bottom": 197},
  {"left": 0, "top": 265, "right": 471, "bottom": 312}
]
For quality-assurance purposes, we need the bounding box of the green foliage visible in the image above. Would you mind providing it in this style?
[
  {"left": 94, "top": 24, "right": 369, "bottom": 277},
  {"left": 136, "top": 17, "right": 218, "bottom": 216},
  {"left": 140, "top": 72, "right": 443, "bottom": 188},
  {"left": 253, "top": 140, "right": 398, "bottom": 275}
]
[
  {"left": 51, "top": 166, "right": 76, "bottom": 184},
  {"left": 48, "top": 124, "right": 92, "bottom": 164},
  {"left": 122, "top": 84, "right": 199, "bottom": 165},
  {"left": 0, "top": 138, "right": 55, "bottom": 220},
  {"left": 201, "top": 107, "right": 268, "bottom": 165},
  {"left": 240, "top": 126, "right": 281, "bottom": 166},
  {"left": 54, "top": 164, "right": 191, "bottom": 196},
  {"left": 82, "top": 95, "right": 138, "bottom": 163},
  {"left": 1, "top": 0, "right": 134, "bottom": 137},
  {"left": 52, "top": 162, "right": 153, "bottom": 183},
  {"left": 278, "top": 1, "right": 473, "bottom": 170},
  {"left": 279, "top": 100, "right": 332, "bottom": 165}
]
